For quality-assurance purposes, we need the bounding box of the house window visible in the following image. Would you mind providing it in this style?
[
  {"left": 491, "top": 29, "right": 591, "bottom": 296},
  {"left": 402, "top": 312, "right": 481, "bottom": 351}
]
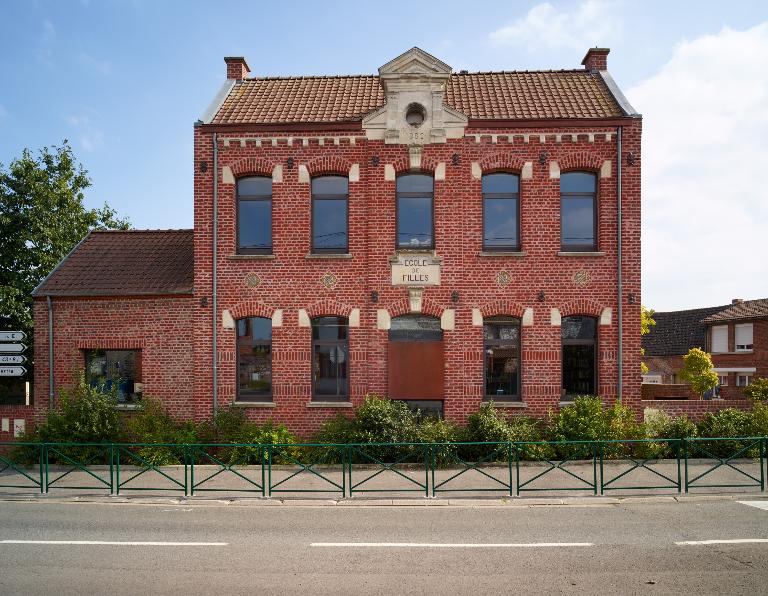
[
  {"left": 236, "top": 317, "right": 272, "bottom": 401},
  {"left": 737, "top": 374, "right": 752, "bottom": 387},
  {"left": 84, "top": 349, "right": 141, "bottom": 403},
  {"left": 562, "top": 316, "right": 597, "bottom": 398},
  {"left": 561, "top": 172, "right": 597, "bottom": 251},
  {"left": 237, "top": 176, "right": 272, "bottom": 254},
  {"left": 312, "top": 316, "right": 349, "bottom": 401},
  {"left": 484, "top": 316, "right": 521, "bottom": 400},
  {"left": 483, "top": 173, "right": 520, "bottom": 251},
  {"left": 711, "top": 325, "right": 728, "bottom": 353},
  {"left": 735, "top": 323, "right": 753, "bottom": 351},
  {"left": 312, "top": 176, "right": 349, "bottom": 253},
  {"left": 396, "top": 174, "right": 433, "bottom": 248}
]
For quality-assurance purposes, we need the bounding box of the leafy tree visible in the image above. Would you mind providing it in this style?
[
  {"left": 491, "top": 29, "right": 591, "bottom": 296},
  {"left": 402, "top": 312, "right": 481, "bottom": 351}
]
[
  {"left": 640, "top": 305, "right": 656, "bottom": 374},
  {"left": 680, "top": 347, "right": 719, "bottom": 397},
  {"left": 744, "top": 378, "right": 768, "bottom": 403},
  {"left": 0, "top": 141, "right": 128, "bottom": 395}
]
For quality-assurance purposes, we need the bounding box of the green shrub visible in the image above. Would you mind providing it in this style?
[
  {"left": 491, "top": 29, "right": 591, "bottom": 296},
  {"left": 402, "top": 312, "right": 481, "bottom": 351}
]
[
  {"left": 642, "top": 410, "right": 697, "bottom": 458},
  {"left": 464, "top": 402, "right": 516, "bottom": 443},
  {"left": 461, "top": 403, "right": 552, "bottom": 461},
  {"left": 351, "top": 395, "right": 420, "bottom": 444},
  {"left": 695, "top": 408, "right": 755, "bottom": 458},
  {"left": 751, "top": 403, "right": 768, "bottom": 437},
  {"left": 744, "top": 378, "right": 768, "bottom": 403},
  {"left": 416, "top": 416, "right": 462, "bottom": 467}
]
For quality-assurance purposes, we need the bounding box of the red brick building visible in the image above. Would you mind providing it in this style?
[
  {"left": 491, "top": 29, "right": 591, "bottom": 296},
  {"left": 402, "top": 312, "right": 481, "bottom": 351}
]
[
  {"left": 23, "top": 47, "right": 643, "bottom": 437},
  {"left": 642, "top": 298, "right": 767, "bottom": 417}
]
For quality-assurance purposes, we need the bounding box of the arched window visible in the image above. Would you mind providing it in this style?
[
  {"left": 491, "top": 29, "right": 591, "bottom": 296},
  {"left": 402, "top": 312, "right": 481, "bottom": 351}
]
[
  {"left": 560, "top": 172, "right": 597, "bottom": 252},
  {"left": 396, "top": 174, "right": 434, "bottom": 248},
  {"left": 312, "top": 316, "right": 349, "bottom": 401},
  {"left": 388, "top": 314, "right": 443, "bottom": 342},
  {"left": 312, "top": 176, "right": 349, "bottom": 253},
  {"left": 482, "top": 173, "right": 520, "bottom": 251},
  {"left": 236, "top": 317, "right": 272, "bottom": 402},
  {"left": 561, "top": 315, "right": 597, "bottom": 398},
  {"left": 237, "top": 176, "right": 272, "bottom": 254},
  {"left": 484, "top": 316, "right": 521, "bottom": 400}
]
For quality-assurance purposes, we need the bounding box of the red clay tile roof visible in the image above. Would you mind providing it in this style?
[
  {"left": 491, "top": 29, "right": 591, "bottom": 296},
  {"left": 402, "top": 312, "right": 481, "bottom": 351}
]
[
  {"left": 702, "top": 299, "right": 768, "bottom": 323},
  {"left": 211, "top": 70, "right": 623, "bottom": 125},
  {"left": 33, "top": 230, "right": 193, "bottom": 297}
]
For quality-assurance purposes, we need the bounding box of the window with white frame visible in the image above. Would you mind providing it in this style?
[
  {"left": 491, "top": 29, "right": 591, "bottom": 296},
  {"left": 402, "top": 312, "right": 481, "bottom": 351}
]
[
  {"left": 711, "top": 325, "right": 728, "bottom": 353},
  {"left": 735, "top": 323, "right": 753, "bottom": 351},
  {"left": 736, "top": 374, "right": 752, "bottom": 387}
]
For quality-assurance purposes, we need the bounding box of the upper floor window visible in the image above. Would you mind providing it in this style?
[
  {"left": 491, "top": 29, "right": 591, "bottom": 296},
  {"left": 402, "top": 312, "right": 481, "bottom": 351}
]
[
  {"left": 312, "top": 316, "right": 349, "bottom": 401},
  {"left": 85, "top": 349, "right": 141, "bottom": 404},
  {"left": 396, "top": 174, "right": 433, "bottom": 249},
  {"left": 735, "top": 323, "right": 753, "bottom": 351},
  {"left": 312, "top": 176, "right": 349, "bottom": 253},
  {"left": 484, "top": 316, "right": 521, "bottom": 400},
  {"left": 483, "top": 173, "right": 520, "bottom": 251},
  {"left": 711, "top": 325, "right": 728, "bottom": 353},
  {"left": 237, "top": 176, "right": 272, "bottom": 254},
  {"left": 562, "top": 316, "right": 597, "bottom": 398},
  {"left": 236, "top": 317, "right": 272, "bottom": 402},
  {"left": 561, "top": 172, "right": 597, "bottom": 252}
]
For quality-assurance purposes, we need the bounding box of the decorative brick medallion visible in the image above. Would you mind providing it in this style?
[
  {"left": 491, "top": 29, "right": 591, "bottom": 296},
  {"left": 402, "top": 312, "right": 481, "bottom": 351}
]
[
  {"left": 573, "top": 271, "right": 591, "bottom": 288},
  {"left": 496, "top": 270, "right": 512, "bottom": 287},
  {"left": 245, "top": 272, "right": 261, "bottom": 288},
  {"left": 321, "top": 272, "right": 338, "bottom": 290}
]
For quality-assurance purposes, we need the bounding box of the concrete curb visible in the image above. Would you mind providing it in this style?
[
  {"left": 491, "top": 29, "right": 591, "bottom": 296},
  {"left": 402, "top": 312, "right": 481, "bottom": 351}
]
[{"left": 2, "top": 493, "right": 765, "bottom": 507}]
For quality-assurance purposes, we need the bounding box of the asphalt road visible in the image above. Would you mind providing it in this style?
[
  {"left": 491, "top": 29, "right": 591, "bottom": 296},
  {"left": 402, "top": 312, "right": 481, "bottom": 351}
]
[{"left": 1, "top": 499, "right": 768, "bottom": 595}]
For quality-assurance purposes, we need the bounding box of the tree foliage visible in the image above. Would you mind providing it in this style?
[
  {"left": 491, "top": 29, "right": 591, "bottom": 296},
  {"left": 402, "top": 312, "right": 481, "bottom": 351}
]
[
  {"left": 640, "top": 305, "right": 656, "bottom": 374},
  {"left": 0, "top": 141, "right": 129, "bottom": 334},
  {"left": 744, "top": 378, "right": 768, "bottom": 403},
  {"left": 680, "top": 347, "right": 719, "bottom": 397}
]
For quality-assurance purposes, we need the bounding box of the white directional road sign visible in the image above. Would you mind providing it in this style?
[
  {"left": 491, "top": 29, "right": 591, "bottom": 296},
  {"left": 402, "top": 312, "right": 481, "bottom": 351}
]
[
  {"left": 0, "top": 366, "right": 26, "bottom": 377},
  {"left": 0, "top": 355, "right": 25, "bottom": 364},
  {"left": 0, "top": 343, "right": 26, "bottom": 353},
  {"left": 0, "top": 331, "right": 26, "bottom": 341}
]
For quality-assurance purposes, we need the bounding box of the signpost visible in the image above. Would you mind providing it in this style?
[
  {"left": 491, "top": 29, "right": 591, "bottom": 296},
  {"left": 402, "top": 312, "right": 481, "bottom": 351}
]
[{"left": 0, "top": 333, "right": 27, "bottom": 377}]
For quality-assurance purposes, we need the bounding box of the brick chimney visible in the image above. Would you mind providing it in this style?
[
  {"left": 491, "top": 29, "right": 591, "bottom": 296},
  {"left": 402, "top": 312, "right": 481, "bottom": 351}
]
[
  {"left": 732, "top": 298, "right": 744, "bottom": 304},
  {"left": 224, "top": 56, "right": 250, "bottom": 80},
  {"left": 581, "top": 47, "right": 610, "bottom": 71}
]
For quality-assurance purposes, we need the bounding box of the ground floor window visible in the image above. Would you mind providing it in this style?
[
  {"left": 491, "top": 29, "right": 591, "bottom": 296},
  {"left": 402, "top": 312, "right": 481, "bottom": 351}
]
[
  {"left": 484, "top": 316, "right": 521, "bottom": 400},
  {"left": 84, "top": 349, "right": 141, "bottom": 403},
  {"left": 736, "top": 374, "right": 752, "bottom": 388},
  {"left": 237, "top": 317, "right": 272, "bottom": 401},
  {"left": 399, "top": 400, "right": 444, "bottom": 418},
  {"left": 561, "top": 316, "right": 597, "bottom": 398},
  {"left": 312, "top": 316, "right": 349, "bottom": 401}
]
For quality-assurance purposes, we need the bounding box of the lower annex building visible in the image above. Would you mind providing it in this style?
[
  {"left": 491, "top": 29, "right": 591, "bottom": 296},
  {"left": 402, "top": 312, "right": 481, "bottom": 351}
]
[{"left": 27, "top": 47, "right": 643, "bottom": 436}]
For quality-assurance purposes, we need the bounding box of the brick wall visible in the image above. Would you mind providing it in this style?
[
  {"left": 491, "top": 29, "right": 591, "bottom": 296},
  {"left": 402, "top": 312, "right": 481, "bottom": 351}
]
[
  {"left": 0, "top": 405, "right": 35, "bottom": 441},
  {"left": 641, "top": 399, "right": 752, "bottom": 419}
]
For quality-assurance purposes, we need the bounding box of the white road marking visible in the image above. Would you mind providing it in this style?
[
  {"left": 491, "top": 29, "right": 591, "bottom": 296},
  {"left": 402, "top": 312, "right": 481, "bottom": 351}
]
[
  {"left": 737, "top": 501, "right": 768, "bottom": 511},
  {"left": 676, "top": 539, "right": 768, "bottom": 545},
  {"left": 311, "top": 542, "right": 593, "bottom": 548},
  {"left": 0, "top": 540, "right": 227, "bottom": 546}
]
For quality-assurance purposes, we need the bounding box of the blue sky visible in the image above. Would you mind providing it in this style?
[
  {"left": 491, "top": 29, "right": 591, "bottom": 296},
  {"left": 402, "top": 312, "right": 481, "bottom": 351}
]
[{"left": 1, "top": 0, "right": 767, "bottom": 311}]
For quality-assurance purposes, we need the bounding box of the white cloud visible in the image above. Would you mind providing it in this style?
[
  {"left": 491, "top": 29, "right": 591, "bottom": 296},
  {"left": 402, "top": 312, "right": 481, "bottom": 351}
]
[
  {"left": 489, "top": 1, "right": 621, "bottom": 50},
  {"left": 67, "top": 114, "right": 104, "bottom": 151},
  {"left": 627, "top": 23, "right": 768, "bottom": 311},
  {"left": 79, "top": 52, "right": 112, "bottom": 75}
]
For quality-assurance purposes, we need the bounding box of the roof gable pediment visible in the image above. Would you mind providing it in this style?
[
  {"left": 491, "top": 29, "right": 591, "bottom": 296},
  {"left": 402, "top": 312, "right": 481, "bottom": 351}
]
[{"left": 378, "top": 47, "right": 452, "bottom": 79}]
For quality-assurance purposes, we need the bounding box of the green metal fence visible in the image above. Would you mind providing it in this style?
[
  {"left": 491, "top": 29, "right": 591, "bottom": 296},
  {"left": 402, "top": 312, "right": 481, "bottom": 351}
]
[{"left": 0, "top": 438, "right": 766, "bottom": 498}]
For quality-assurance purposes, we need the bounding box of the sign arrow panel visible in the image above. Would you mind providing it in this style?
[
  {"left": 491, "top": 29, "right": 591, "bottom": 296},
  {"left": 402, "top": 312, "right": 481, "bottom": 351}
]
[
  {"left": 0, "top": 331, "right": 26, "bottom": 342},
  {"left": 0, "top": 355, "right": 25, "bottom": 364},
  {"left": 0, "top": 366, "right": 26, "bottom": 377},
  {"left": 0, "top": 344, "right": 26, "bottom": 353}
]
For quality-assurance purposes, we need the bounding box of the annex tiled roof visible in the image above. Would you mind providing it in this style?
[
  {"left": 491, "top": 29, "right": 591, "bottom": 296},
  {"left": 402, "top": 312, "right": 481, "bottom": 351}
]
[
  {"left": 211, "top": 70, "right": 624, "bottom": 125},
  {"left": 703, "top": 299, "right": 768, "bottom": 323},
  {"left": 642, "top": 305, "right": 731, "bottom": 357},
  {"left": 33, "top": 230, "right": 193, "bottom": 297}
]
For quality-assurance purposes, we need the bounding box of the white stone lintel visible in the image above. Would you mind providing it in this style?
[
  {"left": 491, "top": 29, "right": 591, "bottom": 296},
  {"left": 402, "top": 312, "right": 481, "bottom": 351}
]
[
  {"left": 222, "top": 309, "right": 234, "bottom": 329},
  {"left": 600, "top": 159, "right": 612, "bottom": 178},
  {"left": 522, "top": 307, "right": 534, "bottom": 327},
  {"left": 521, "top": 162, "right": 533, "bottom": 180},
  {"left": 440, "top": 309, "right": 455, "bottom": 331},
  {"left": 272, "top": 164, "right": 283, "bottom": 183},
  {"left": 349, "top": 308, "right": 360, "bottom": 328},
  {"left": 472, "top": 308, "right": 483, "bottom": 327},
  {"left": 298, "top": 164, "right": 310, "bottom": 183},
  {"left": 384, "top": 164, "right": 396, "bottom": 181},
  {"left": 471, "top": 162, "right": 482, "bottom": 180},
  {"left": 600, "top": 307, "right": 613, "bottom": 326},
  {"left": 550, "top": 308, "right": 562, "bottom": 326},
  {"left": 298, "top": 309, "right": 310, "bottom": 327},
  {"left": 272, "top": 309, "right": 283, "bottom": 328},
  {"left": 222, "top": 166, "right": 235, "bottom": 184},
  {"left": 549, "top": 161, "right": 560, "bottom": 179},
  {"left": 349, "top": 163, "right": 360, "bottom": 183},
  {"left": 434, "top": 162, "right": 446, "bottom": 181},
  {"left": 376, "top": 309, "right": 391, "bottom": 331}
]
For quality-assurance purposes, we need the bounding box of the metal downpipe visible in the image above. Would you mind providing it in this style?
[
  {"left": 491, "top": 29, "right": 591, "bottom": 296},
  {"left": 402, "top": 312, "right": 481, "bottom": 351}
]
[
  {"left": 47, "top": 295, "right": 54, "bottom": 408},
  {"left": 212, "top": 132, "right": 219, "bottom": 415},
  {"left": 617, "top": 126, "right": 623, "bottom": 402}
]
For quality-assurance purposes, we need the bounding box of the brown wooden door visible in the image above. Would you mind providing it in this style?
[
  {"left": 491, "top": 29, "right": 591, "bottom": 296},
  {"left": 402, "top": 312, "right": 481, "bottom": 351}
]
[{"left": 388, "top": 340, "right": 444, "bottom": 400}]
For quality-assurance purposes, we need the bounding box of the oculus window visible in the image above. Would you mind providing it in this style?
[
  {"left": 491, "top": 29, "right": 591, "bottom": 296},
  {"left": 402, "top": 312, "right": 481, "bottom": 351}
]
[
  {"left": 396, "top": 174, "right": 434, "bottom": 248},
  {"left": 483, "top": 173, "right": 520, "bottom": 251},
  {"left": 561, "top": 316, "right": 597, "bottom": 398},
  {"left": 560, "top": 172, "right": 597, "bottom": 251},
  {"left": 312, "top": 176, "right": 349, "bottom": 253},
  {"left": 237, "top": 176, "right": 272, "bottom": 254},
  {"left": 312, "top": 316, "right": 349, "bottom": 401},
  {"left": 84, "top": 349, "right": 141, "bottom": 404},
  {"left": 236, "top": 317, "right": 272, "bottom": 401},
  {"left": 484, "top": 316, "right": 521, "bottom": 400}
]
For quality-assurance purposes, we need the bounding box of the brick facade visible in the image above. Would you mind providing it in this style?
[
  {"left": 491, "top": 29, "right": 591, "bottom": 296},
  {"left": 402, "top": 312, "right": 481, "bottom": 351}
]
[{"left": 26, "top": 47, "right": 643, "bottom": 437}]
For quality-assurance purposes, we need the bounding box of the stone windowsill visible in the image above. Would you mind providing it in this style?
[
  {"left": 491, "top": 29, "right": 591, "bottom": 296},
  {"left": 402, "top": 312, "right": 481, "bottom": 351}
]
[
  {"left": 558, "top": 401, "right": 575, "bottom": 407},
  {"left": 306, "top": 401, "right": 353, "bottom": 408},
  {"left": 557, "top": 251, "right": 606, "bottom": 257},
  {"left": 479, "top": 251, "right": 527, "bottom": 257},
  {"left": 115, "top": 403, "right": 143, "bottom": 411},
  {"left": 305, "top": 253, "right": 353, "bottom": 259},
  {"left": 228, "top": 254, "right": 276, "bottom": 260},
  {"left": 490, "top": 401, "right": 527, "bottom": 408},
  {"left": 233, "top": 401, "right": 276, "bottom": 408}
]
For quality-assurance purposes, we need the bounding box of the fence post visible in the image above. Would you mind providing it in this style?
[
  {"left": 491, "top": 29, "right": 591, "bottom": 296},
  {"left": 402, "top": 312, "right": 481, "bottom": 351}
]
[
  {"left": 598, "top": 441, "right": 604, "bottom": 496},
  {"left": 266, "top": 444, "right": 272, "bottom": 498},
  {"left": 593, "top": 442, "right": 599, "bottom": 496},
  {"left": 261, "top": 445, "right": 266, "bottom": 498},
  {"left": 40, "top": 443, "right": 47, "bottom": 494},
  {"left": 507, "top": 442, "right": 514, "bottom": 498},
  {"left": 515, "top": 443, "right": 521, "bottom": 497},
  {"left": 683, "top": 438, "right": 689, "bottom": 493},
  {"left": 109, "top": 443, "right": 115, "bottom": 495},
  {"left": 115, "top": 445, "right": 121, "bottom": 495},
  {"left": 675, "top": 439, "right": 682, "bottom": 494},
  {"left": 341, "top": 444, "right": 347, "bottom": 499},
  {"left": 761, "top": 438, "right": 765, "bottom": 493},
  {"left": 426, "top": 444, "right": 432, "bottom": 498},
  {"left": 346, "top": 445, "right": 353, "bottom": 499},
  {"left": 186, "top": 444, "right": 192, "bottom": 497}
]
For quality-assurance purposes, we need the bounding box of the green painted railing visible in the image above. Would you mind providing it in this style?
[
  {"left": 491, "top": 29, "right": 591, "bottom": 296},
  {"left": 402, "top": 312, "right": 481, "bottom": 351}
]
[{"left": 0, "top": 438, "right": 766, "bottom": 497}]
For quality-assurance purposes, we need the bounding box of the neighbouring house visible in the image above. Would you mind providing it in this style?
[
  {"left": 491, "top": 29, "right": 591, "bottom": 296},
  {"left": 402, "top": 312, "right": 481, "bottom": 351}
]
[
  {"left": 14, "top": 46, "right": 643, "bottom": 438},
  {"left": 641, "top": 298, "right": 767, "bottom": 418}
]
